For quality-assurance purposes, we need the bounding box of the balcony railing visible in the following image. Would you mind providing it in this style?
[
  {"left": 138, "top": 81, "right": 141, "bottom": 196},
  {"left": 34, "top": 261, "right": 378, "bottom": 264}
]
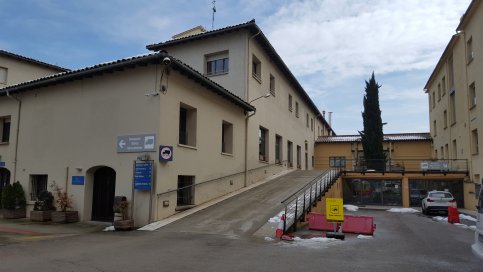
[{"left": 328, "top": 159, "right": 468, "bottom": 173}]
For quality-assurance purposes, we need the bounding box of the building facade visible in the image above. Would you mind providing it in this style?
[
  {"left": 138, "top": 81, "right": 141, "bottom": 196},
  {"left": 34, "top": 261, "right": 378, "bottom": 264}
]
[{"left": 425, "top": 0, "right": 482, "bottom": 210}]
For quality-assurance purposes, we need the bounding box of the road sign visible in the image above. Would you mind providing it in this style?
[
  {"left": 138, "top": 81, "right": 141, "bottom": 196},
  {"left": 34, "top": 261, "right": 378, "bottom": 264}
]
[
  {"left": 326, "top": 198, "right": 344, "bottom": 222},
  {"left": 72, "top": 176, "right": 85, "bottom": 185},
  {"left": 0, "top": 162, "right": 5, "bottom": 167},
  {"left": 159, "top": 146, "right": 173, "bottom": 161},
  {"left": 134, "top": 161, "right": 153, "bottom": 190},
  {"left": 117, "top": 134, "right": 156, "bottom": 153}
]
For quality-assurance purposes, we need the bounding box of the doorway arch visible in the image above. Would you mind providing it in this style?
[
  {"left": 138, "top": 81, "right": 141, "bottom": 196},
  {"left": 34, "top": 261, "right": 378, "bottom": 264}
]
[{"left": 91, "top": 166, "right": 116, "bottom": 221}]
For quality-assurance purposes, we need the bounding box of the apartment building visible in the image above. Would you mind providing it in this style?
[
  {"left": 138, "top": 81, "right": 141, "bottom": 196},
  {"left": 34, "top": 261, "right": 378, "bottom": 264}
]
[
  {"left": 146, "top": 20, "right": 334, "bottom": 183},
  {"left": 425, "top": 0, "right": 482, "bottom": 210}
]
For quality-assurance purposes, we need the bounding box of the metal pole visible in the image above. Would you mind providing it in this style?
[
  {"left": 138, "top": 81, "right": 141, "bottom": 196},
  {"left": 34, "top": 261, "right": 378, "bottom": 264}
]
[
  {"left": 293, "top": 197, "right": 298, "bottom": 232},
  {"left": 131, "top": 161, "right": 136, "bottom": 224},
  {"left": 283, "top": 206, "right": 287, "bottom": 235}
]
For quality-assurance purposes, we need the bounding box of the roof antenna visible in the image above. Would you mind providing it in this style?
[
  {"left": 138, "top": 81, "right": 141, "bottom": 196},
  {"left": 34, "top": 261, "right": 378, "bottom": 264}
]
[{"left": 212, "top": 0, "right": 216, "bottom": 30}]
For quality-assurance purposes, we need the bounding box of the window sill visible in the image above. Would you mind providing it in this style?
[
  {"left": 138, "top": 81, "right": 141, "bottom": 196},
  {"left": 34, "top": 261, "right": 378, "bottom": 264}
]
[
  {"left": 0, "top": 142, "right": 9, "bottom": 145},
  {"left": 206, "top": 71, "right": 228, "bottom": 77},
  {"left": 470, "top": 104, "right": 476, "bottom": 110},
  {"left": 467, "top": 58, "right": 474, "bottom": 65},
  {"left": 221, "top": 152, "right": 233, "bottom": 157},
  {"left": 258, "top": 160, "right": 269, "bottom": 164},
  {"left": 472, "top": 152, "right": 479, "bottom": 156},
  {"left": 252, "top": 74, "right": 262, "bottom": 84},
  {"left": 178, "top": 143, "right": 197, "bottom": 150},
  {"left": 450, "top": 122, "right": 456, "bottom": 127}
]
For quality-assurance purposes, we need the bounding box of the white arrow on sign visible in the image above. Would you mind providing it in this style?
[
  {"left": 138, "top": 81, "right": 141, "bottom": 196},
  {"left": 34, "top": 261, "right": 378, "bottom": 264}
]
[{"left": 118, "top": 139, "right": 126, "bottom": 149}]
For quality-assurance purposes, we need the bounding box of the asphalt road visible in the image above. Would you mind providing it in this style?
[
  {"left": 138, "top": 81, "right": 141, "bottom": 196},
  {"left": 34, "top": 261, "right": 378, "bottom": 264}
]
[{"left": 0, "top": 170, "right": 481, "bottom": 271}]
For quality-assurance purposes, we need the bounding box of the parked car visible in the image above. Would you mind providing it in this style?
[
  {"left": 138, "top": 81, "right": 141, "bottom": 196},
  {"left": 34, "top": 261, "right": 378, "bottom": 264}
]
[
  {"left": 421, "top": 190, "right": 456, "bottom": 215},
  {"left": 472, "top": 187, "right": 483, "bottom": 260}
]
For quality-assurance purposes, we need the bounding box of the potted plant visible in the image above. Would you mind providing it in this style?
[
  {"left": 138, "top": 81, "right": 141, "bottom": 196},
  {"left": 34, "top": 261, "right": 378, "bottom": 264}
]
[
  {"left": 30, "top": 190, "right": 55, "bottom": 221},
  {"left": 113, "top": 196, "right": 134, "bottom": 231},
  {"left": 50, "top": 182, "right": 79, "bottom": 223},
  {"left": 1, "top": 181, "right": 27, "bottom": 219}
]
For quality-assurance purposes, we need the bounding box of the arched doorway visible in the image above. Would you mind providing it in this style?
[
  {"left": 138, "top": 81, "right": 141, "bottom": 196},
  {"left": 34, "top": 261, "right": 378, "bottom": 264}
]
[
  {"left": 91, "top": 167, "right": 116, "bottom": 221},
  {"left": 0, "top": 168, "right": 10, "bottom": 207}
]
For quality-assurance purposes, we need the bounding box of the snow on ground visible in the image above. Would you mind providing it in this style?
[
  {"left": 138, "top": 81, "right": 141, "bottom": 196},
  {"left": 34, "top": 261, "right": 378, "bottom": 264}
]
[
  {"left": 460, "top": 214, "right": 477, "bottom": 222},
  {"left": 344, "top": 205, "right": 359, "bottom": 211},
  {"left": 103, "top": 226, "right": 115, "bottom": 231},
  {"left": 387, "top": 208, "right": 419, "bottom": 213},
  {"left": 432, "top": 215, "right": 477, "bottom": 231},
  {"left": 284, "top": 237, "right": 342, "bottom": 249},
  {"left": 268, "top": 211, "right": 285, "bottom": 223},
  {"left": 357, "top": 235, "right": 373, "bottom": 239}
]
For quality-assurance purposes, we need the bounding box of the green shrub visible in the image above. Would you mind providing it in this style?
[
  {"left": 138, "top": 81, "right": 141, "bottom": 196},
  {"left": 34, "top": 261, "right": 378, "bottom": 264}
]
[
  {"left": 33, "top": 190, "right": 54, "bottom": 211},
  {"left": 1, "top": 181, "right": 26, "bottom": 210}
]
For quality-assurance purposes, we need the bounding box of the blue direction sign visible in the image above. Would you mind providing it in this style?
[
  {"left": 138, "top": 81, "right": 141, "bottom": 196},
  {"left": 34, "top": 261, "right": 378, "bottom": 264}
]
[
  {"left": 72, "top": 176, "right": 85, "bottom": 185},
  {"left": 134, "top": 161, "right": 153, "bottom": 190},
  {"left": 0, "top": 162, "right": 5, "bottom": 167}
]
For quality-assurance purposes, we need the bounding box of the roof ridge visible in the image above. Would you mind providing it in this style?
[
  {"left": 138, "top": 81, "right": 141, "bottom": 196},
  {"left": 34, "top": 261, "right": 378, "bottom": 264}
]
[{"left": 0, "top": 49, "right": 69, "bottom": 72}]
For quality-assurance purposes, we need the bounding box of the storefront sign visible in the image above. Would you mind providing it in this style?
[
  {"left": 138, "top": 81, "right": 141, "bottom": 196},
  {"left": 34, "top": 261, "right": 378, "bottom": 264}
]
[{"left": 134, "top": 161, "right": 153, "bottom": 190}]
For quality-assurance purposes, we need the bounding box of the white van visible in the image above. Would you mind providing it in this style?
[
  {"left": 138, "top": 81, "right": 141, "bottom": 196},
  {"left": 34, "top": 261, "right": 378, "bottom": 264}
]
[{"left": 472, "top": 187, "right": 483, "bottom": 260}]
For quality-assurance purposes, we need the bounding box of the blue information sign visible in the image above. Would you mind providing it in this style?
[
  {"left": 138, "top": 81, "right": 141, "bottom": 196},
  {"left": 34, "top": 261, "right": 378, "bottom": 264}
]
[
  {"left": 134, "top": 161, "right": 153, "bottom": 190},
  {"left": 0, "top": 162, "right": 5, "bottom": 167},
  {"left": 72, "top": 176, "right": 85, "bottom": 185}
]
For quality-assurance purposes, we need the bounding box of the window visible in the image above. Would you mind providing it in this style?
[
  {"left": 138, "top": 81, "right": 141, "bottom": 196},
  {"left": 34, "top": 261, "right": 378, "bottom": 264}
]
[
  {"left": 450, "top": 92, "right": 456, "bottom": 124},
  {"left": 311, "top": 118, "right": 314, "bottom": 131},
  {"left": 442, "top": 77, "right": 446, "bottom": 96},
  {"left": 296, "top": 145, "right": 301, "bottom": 169},
  {"left": 433, "top": 120, "right": 437, "bottom": 136},
  {"left": 287, "top": 141, "right": 293, "bottom": 167},
  {"left": 0, "top": 116, "right": 11, "bottom": 143},
  {"left": 434, "top": 149, "right": 438, "bottom": 159},
  {"left": 452, "top": 140, "right": 457, "bottom": 159},
  {"left": 177, "top": 176, "right": 194, "bottom": 206},
  {"left": 469, "top": 82, "right": 476, "bottom": 108},
  {"left": 288, "top": 94, "right": 293, "bottom": 112},
  {"left": 448, "top": 56, "right": 455, "bottom": 91},
  {"left": 432, "top": 91, "right": 435, "bottom": 108},
  {"left": 179, "top": 103, "right": 197, "bottom": 147},
  {"left": 295, "top": 102, "right": 299, "bottom": 118},
  {"left": 252, "top": 55, "right": 261, "bottom": 82},
  {"left": 472, "top": 129, "right": 479, "bottom": 155},
  {"left": 443, "top": 110, "right": 448, "bottom": 129},
  {"left": 438, "top": 83, "right": 441, "bottom": 101},
  {"left": 329, "top": 157, "right": 346, "bottom": 168},
  {"left": 445, "top": 144, "right": 449, "bottom": 159},
  {"left": 259, "top": 126, "right": 268, "bottom": 161},
  {"left": 440, "top": 146, "right": 444, "bottom": 159},
  {"left": 306, "top": 113, "right": 309, "bottom": 128},
  {"left": 275, "top": 135, "right": 282, "bottom": 164},
  {"left": 467, "top": 37, "right": 474, "bottom": 63},
  {"left": 221, "top": 121, "right": 233, "bottom": 154},
  {"left": 0, "top": 67, "right": 7, "bottom": 84},
  {"left": 30, "top": 175, "right": 47, "bottom": 201},
  {"left": 269, "top": 74, "right": 275, "bottom": 96},
  {"left": 206, "top": 51, "right": 229, "bottom": 75}
]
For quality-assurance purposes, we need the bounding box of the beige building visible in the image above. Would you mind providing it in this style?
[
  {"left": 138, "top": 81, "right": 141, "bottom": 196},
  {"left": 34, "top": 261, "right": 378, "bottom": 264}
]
[
  {"left": 0, "top": 21, "right": 333, "bottom": 225},
  {"left": 425, "top": 0, "right": 482, "bottom": 210},
  {"left": 315, "top": 133, "right": 468, "bottom": 208}
]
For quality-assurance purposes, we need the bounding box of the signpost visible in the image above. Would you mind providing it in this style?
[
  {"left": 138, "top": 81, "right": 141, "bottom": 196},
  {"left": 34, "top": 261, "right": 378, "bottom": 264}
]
[
  {"left": 326, "top": 198, "right": 345, "bottom": 240},
  {"left": 117, "top": 134, "right": 156, "bottom": 153}
]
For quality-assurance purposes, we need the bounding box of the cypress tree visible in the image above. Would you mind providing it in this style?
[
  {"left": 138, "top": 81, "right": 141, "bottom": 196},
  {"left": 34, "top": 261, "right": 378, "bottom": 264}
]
[{"left": 359, "top": 72, "right": 385, "bottom": 170}]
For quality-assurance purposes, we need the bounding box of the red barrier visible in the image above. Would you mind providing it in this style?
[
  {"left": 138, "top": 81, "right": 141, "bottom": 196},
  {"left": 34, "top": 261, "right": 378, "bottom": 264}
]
[
  {"left": 308, "top": 213, "right": 334, "bottom": 231},
  {"left": 341, "top": 215, "right": 376, "bottom": 235},
  {"left": 448, "top": 206, "right": 460, "bottom": 224}
]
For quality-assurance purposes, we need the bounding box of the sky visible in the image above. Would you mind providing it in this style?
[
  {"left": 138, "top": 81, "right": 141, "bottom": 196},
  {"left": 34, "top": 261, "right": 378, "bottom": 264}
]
[{"left": 0, "top": 0, "right": 472, "bottom": 135}]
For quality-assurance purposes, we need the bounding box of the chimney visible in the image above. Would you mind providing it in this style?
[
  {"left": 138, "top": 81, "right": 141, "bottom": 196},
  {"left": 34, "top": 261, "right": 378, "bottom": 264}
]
[
  {"left": 328, "top": 112, "right": 333, "bottom": 127},
  {"left": 322, "top": 110, "right": 326, "bottom": 118}
]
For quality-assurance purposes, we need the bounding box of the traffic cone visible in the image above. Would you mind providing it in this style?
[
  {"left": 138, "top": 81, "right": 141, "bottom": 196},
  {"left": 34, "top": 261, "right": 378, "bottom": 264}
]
[{"left": 276, "top": 214, "right": 285, "bottom": 238}]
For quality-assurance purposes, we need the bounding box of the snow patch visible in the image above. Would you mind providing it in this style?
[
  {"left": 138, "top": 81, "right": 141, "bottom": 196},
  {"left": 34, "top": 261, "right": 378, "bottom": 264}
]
[
  {"left": 432, "top": 216, "right": 448, "bottom": 222},
  {"left": 103, "top": 226, "right": 115, "bottom": 231},
  {"left": 344, "top": 205, "right": 359, "bottom": 211},
  {"left": 265, "top": 237, "right": 275, "bottom": 241},
  {"left": 268, "top": 211, "right": 285, "bottom": 223},
  {"left": 387, "top": 208, "right": 419, "bottom": 213},
  {"left": 459, "top": 214, "right": 477, "bottom": 222},
  {"left": 278, "top": 236, "right": 341, "bottom": 249},
  {"left": 357, "top": 235, "right": 373, "bottom": 239},
  {"left": 470, "top": 225, "right": 477, "bottom": 231}
]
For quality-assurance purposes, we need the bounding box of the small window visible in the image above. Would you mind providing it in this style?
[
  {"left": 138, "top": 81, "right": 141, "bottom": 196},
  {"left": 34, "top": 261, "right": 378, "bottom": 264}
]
[
  {"left": 438, "top": 83, "right": 441, "bottom": 101},
  {"left": 469, "top": 82, "right": 476, "bottom": 108},
  {"left": 442, "top": 77, "right": 446, "bottom": 96},
  {"left": 296, "top": 145, "right": 301, "bottom": 169},
  {"left": 287, "top": 141, "right": 293, "bottom": 167},
  {"left": 445, "top": 144, "right": 449, "bottom": 159},
  {"left": 434, "top": 149, "right": 438, "bottom": 159},
  {"left": 30, "top": 175, "right": 48, "bottom": 201},
  {"left": 179, "top": 103, "right": 197, "bottom": 147},
  {"left": 306, "top": 113, "right": 309, "bottom": 128},
  {"left": 288, "top": 94, "right": 293, "bottom": 112},
  {"left": 177, "top": 175, "right": 194, "bottom": 206},
  {"left": 433, "top": 120, "right": 437, "bottom": 137},
  {"left": 432, "top": 91, "right": 436, "bottom": 108},
  {"left": 311, "top": 118, "right": 314, "bottom": 131},
  {"left": 275, "top": 135, "right": 282, "bottom": 164},
  {"left": 329, "top": 157, "right": 346, "bottom": 168},
  {"left": 269, "top": 74, "right": 275, "bottom": 96},
  {"left": 222, "top": 121, "right": 233, "bottom": 154},
  {"left": 452, "top": 140, "right": 457, "bottom": 159},
  {"left": 443, "top": 110, "right": 448, "bottom": 129},
  {"left": 295, "top": 102, "right": 299, "bottom": 118},
  {"left": 467, "top": 37, "right": 474, "bottom": 63},
  {"left": 259, "top": 126, "right": 268, "bottom": 161},
  {"left": 450, "top": 92, "right": 456, "bottom": 124},
  {"left": 206, "top": 51, "right": 229, "bottom": 76},
  {"left": 472, "top": 129, "right": 479, "bottom": 155},
  {"left": 0, "top": 67, "right": 7, "bottom": 84},
  {"left": 0, "top": 116, "right": 11, "bottom": 143},
  {"left": 252, "top": 55, "right": 261, "bottom": 82}
]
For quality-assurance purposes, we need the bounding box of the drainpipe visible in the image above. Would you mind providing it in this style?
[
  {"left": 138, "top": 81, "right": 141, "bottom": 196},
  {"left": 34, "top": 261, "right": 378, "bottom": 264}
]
[
  {"left": 461, "top": 30, "right": 474, "bottom": 180},
  {"left": 243, "top": 29, "right": 261, "bottom": 187},
  {"left": 6, "top": 91, "right": 21, "bottom": 183}
]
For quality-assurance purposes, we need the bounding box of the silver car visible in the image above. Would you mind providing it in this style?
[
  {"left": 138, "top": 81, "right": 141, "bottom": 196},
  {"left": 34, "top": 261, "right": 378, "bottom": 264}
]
[
  {"left": 472, "top": 187, "right": 483, "bottom": 260},
  {"left": 421, "top": 190, "right": 456, "bottom": 215}
]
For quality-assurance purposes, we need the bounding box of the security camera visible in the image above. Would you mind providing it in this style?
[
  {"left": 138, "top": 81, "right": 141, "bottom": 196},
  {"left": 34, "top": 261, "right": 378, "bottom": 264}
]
[{"left": 162, "top": 57, "right": 171, "bottom": 65}]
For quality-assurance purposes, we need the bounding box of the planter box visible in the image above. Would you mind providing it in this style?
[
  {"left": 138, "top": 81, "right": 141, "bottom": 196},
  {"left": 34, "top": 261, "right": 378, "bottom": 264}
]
[
  {"left": 51, "top": 211, "right": 79, "bottom": 223},
  {"left": 3, "top": 208, "right": 26, "bottom": 219},
  {"left": 113, "top": 219, "right": 134, "bottom": 231},
  {"left": 30, "top": 210, "right": 52, "bottom": 222}
]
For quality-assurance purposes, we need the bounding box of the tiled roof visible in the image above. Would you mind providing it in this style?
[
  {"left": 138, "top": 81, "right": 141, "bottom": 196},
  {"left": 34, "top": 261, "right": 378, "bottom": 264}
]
[
  {"left": 0, "top": 52, "right": 255, "bottom": 112},
  {"left": 146, "top": 20, "right": 335, "bottom": 135},
  {"left": 316, "top": 133, "right": 432, "bottom": 143},
  {"left": 0, "top": 49, "right": 68, "bottom": 72}
]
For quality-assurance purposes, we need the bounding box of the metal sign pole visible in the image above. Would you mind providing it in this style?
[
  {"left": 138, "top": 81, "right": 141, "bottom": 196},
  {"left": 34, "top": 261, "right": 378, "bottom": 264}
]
[
  {"left": 148, "top": 160, "right": 154, "bottom": 223},
  {"left": 131, "top": 161, "right": 136, "bottom": 224}
]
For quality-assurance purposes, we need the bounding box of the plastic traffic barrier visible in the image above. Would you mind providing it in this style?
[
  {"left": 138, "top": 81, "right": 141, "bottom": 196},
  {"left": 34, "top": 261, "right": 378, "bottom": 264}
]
[
  {"left": 308, "top": 213, "right": 334, "bottom": 231},
  {"left": 341, "top": 215, "right": 376, "bottom": 235},
  {"left": 447, "top": 206, "right": 460, "bottom": 224}
]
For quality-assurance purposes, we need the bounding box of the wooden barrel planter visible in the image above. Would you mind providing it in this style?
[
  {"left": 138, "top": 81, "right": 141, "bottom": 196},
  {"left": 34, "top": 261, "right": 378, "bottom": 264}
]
[
  {"left": 51, "top": 211, "right": 79, "bottom": 223},
  {"left": 3, "top": 208, "right": 26, "bottom": 219},
  {"left": 113, "top": 219, "right": 134, "bottom": 231},
  {"left": 30, "top": 210, "right": 53, "bottom": 222}
]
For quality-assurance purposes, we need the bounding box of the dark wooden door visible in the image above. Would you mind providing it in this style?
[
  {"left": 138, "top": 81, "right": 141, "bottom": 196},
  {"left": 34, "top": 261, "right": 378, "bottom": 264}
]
[{"left": 92, "top": 167, "right": 116, "bottom": 221}]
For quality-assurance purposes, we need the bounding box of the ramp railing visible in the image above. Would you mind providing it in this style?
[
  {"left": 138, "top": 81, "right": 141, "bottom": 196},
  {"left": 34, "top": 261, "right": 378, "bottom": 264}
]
[{"left": 280, "top": 168, "right": 341, "bottom": 234}]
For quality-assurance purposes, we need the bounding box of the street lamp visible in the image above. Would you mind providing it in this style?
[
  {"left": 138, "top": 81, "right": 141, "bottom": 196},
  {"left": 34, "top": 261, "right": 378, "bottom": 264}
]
[{"left": 249, "top": 93, "right": 271, "bottom": 104}]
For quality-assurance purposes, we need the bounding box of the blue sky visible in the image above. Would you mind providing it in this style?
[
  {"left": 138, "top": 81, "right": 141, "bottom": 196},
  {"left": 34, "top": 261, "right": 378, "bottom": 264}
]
[{"left": 0, "top": 0, "right": 472, "bottom": 134}]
